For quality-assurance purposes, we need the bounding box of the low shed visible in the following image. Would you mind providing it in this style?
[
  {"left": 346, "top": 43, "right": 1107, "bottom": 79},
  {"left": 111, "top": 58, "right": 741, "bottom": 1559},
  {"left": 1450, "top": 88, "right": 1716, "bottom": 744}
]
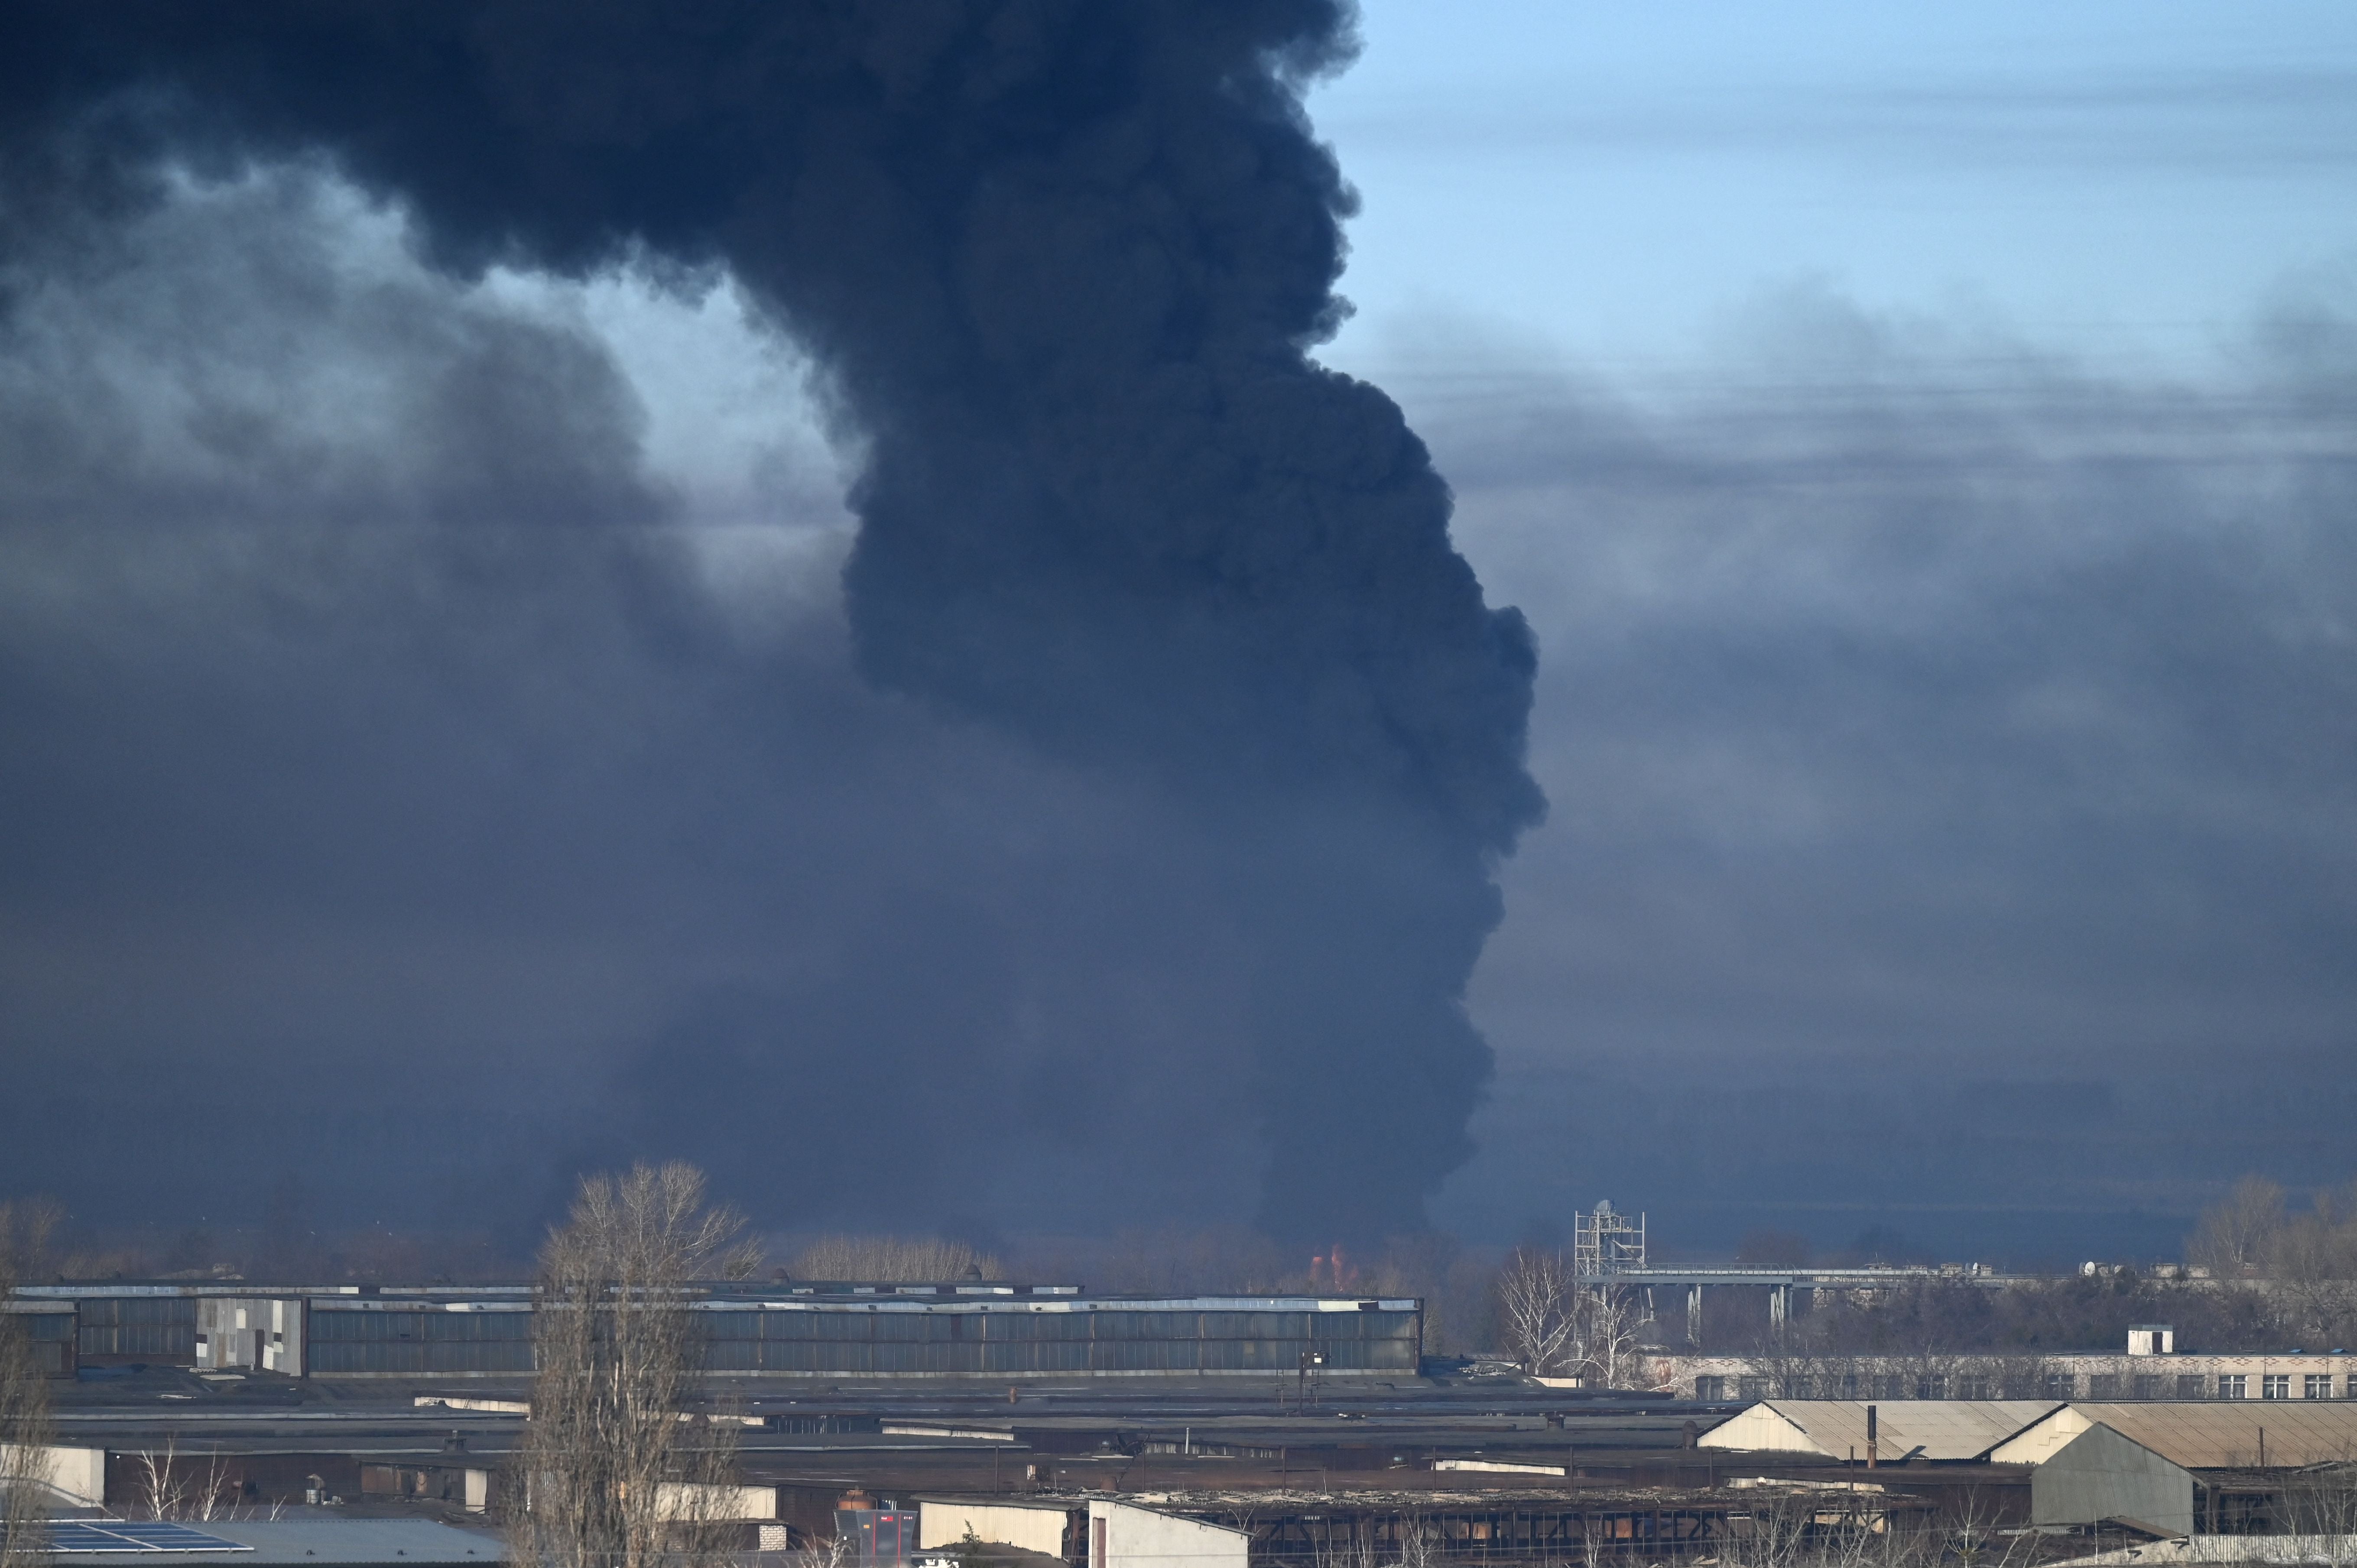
[
  {"left": 917, "top": 1498, "right": 1247, "bottom": 1568},
  {"left": 0, "top": 1443, "right": 106, "bottom": 1507},
  {"left": 1089, "top": 1500, "right": 1249, "bottom": 1568},
  {"left": 921, "top": 1498, "right": 1075, "bottom": 1560}
]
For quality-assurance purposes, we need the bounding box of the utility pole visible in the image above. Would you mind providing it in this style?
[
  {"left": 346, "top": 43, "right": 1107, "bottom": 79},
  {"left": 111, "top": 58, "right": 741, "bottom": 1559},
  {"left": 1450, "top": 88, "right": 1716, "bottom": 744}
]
[{"left": 1296, "top": 1349, "right": 1324, "bottom": 1414}]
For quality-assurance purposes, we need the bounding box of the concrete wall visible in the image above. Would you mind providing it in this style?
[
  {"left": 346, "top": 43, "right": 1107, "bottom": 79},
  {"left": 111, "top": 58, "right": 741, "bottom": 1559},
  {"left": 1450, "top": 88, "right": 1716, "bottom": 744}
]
[
  {"left": 1088, "top": 1500, "right": 1248, "bottom": 1568},
  {"left": 1696, "top": 1404, "right": 1820, "bottom": 1454},
  {"left": 655, "top": 1481, "right": 779, "bottom": 1521},
  {"left": 2032, "top": 1425, "right": 2193, "bottom": 1538},
  {"left": 921, "top": 1500, "right": 1074, "bottom": 1557},
  {"left": 2, "top": 1305, "right": 75, "bottom": 1378},
  {"left": 1658, "top": 1350, "right": 2357, "bottom": 1402},
  {"left": 1989, "top": 1407, "right": 2095, "bottom": 1465},
  {"left": 306, "top": 1295, "right": 1422, "bottom": 1379},
  {"left": 23, "top": 1289, "right": 1422, "bottom": 1380},
  {"left": 195, "top": 1298, "right": 305, "bottom": 1375},
  {"left": 0, "top": 1444, "right": 107, "bottom": 1507}
]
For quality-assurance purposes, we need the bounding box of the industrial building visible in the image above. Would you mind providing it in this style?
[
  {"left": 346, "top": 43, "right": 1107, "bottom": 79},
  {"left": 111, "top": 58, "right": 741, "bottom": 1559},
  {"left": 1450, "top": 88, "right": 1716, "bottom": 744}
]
[
  {"left": 16, "top": 1283, "right": 1422, "bottom": 1380},
  {"left": 23, "top": 1276, "right": 2357, "bottom": 1568},
  {"left": 30, "top": 1363, "right": 2357, "bottom": 1566},
  {"left": 915, "top": 1484, "right": 1934, "bottom": 1567},
  {"left": 1699, "top": 1400, "right": 2197, "bottom": 1536},
  {"left": 1653, "top": 1326, "right": 2357, "bottom": 1403},
  {"left": 0, "top": 1518, "right": 503, "bottom": 1568},
  {"left": 919, "top": 1496, "right": 1250, "bottom": 1568},
  {"left": 0, "top": 1299, "right": 73, "bottom": 1376},
  {"left": 1702, "top": 1399, "right": 2065, "bottom": 1462},
  {"left": 1701, "top": 1396, "right": 2357, "bottom": 1471},
  {"left": 1992, "top": 1400, "right": 2357, "bottom": 1469},
  {"left": 1702, "top": 1397, "right": 2357, "bottom": 1538}
]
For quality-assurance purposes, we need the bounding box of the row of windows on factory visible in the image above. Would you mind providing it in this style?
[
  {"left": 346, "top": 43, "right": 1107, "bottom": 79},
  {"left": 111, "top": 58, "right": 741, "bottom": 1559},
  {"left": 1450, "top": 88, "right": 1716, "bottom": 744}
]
[{"left": 1697, "top": 1373, "right": 2357, "bottom": 1401}]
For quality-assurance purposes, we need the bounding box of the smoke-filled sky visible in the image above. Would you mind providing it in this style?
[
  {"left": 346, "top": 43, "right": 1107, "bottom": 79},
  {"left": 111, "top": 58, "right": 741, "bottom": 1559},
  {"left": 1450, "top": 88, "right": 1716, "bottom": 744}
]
[{"left": 3, "top": 0, "right": 2354, "bottom": 1263}]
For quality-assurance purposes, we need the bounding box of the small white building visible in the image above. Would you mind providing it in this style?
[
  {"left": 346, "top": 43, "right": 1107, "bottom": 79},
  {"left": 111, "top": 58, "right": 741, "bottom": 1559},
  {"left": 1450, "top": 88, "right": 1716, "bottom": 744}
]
[
  {"left": 653, "top": 1481, "right": 777, "bottom": 1522},
  {"left": 0, "top": 1443, "right": 106, "bottom": 1507},
  {"left": 1087, "top": 1499, "right": 1249, "bottom": 1568},
  {"left": 919, "top": 1498, "right": 1074, "bottom": 1560},
  {"left": 917, "top": 1497, "right": 1247, "bottom": 1568}
]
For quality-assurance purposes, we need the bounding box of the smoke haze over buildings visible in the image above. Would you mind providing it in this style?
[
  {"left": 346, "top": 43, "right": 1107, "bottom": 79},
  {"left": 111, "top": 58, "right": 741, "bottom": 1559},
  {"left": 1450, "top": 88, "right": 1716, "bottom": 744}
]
[
  {"left": 1403, "top": 287, "right": 2357, "bottom": 1259},
  {"left": 1, "top": 1, "right": 1539, "bottom": 1245},
  {"left": 1, "top": 3, "right": 2352, "bottom": 1263}
]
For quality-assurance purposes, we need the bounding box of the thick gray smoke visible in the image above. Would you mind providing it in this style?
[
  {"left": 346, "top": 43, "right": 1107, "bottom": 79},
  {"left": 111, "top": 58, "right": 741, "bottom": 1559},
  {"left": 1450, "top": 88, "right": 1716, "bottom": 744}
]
[{"left": 3, "top": 3, "right": 1540, "bottom": 1241}]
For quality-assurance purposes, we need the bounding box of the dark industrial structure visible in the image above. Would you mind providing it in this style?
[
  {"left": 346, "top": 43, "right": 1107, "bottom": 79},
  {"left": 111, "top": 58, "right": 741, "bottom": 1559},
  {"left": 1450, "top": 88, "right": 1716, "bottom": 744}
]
[{"left": 19, "top": 1284, "right": 1422, "bottom": 1380}]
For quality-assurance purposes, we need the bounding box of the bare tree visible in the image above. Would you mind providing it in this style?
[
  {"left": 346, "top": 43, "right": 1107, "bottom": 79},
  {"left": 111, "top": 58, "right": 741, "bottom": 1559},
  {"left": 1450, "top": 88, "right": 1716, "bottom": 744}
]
[
  {"left": 129, "top": 1443, "right": 192, "bottom": 1522},
  {"left": 1495, "top": 1248, "right": 1656, "bottom": 1388},
  {"left": 0, "top": 1203, "right": 61, "bottom": 1288},
  {"left": 1722, "top": 1489, "right": 1965, "bottom": 1568},
  {"left": 2272, "top": 1185, "right": 2357, "bottom": 1348},
  {"left": 2188, "top": 1176, "right": 2287, "bottom": 1277},
  {"left": 512, "top": 1162, "right": 761, "bottom": 1568},
  {"left": 1721, "top": 1490, "right": 1817, "bottom": 1568},
  {"left": 1494, "top": 1247, "right": 1577, "bottom": 1375},
  {"left": 1391, "top": 1519, "right": 1437, "bottom": 1568},
  {"left": 1565, "top": 1285, "right": 1652, "bottom": 1390},
  {"left": 790, "top": 1531, "right": 856, "bottom": 1568},
  {"left": 126, "top": 1439, "right": 240, "bottom": 1523},
  {"left": 1, "top": 1202, "right": 61, "bottom": 1568},
  {"left": 2278, "top": 1458, "right": 2357, "bottom": 1567}
]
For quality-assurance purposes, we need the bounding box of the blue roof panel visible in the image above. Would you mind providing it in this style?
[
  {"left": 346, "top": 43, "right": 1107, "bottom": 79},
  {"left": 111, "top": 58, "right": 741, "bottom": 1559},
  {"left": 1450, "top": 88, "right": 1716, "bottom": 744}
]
[{"left": 39, "top": 1521, "right": 254, "bottom": 1553}]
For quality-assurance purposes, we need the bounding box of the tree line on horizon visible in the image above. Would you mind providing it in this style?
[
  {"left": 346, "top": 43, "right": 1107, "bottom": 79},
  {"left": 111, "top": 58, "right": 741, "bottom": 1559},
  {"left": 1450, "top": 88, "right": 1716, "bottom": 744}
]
[{"left": 6, "top": 1172, "right": 2357, "bottom": 1371}]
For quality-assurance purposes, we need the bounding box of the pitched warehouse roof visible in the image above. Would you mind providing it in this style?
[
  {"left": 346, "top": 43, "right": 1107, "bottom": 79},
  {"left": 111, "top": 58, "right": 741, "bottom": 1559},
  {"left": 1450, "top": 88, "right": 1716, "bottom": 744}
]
[
  {"left": 1992, "top": 1402, "right": 2357, "bottom": 1469},
  {"left": 1699, "top": 1400, "right": 2062, "bottom": 1461}
]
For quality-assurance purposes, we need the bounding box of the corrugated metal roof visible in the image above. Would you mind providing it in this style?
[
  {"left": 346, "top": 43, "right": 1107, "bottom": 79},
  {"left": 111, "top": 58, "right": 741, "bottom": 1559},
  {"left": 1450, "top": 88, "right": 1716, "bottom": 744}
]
[
  {"left": 297, "top": 1295, "right": 1419, "bottom": 1316},
  {"left": 688, "top": 1297, "right": 1420, "bottom": 1315},
  {"left": 1993, "top": 1402, "right": 2357, "bottom": 1469},
  {"left": 9, "top": 1520, "right": 500, "bottom": 1567},
  {"left": 1700, "top": 1401, "right": 2061, "bottom": 1460}
]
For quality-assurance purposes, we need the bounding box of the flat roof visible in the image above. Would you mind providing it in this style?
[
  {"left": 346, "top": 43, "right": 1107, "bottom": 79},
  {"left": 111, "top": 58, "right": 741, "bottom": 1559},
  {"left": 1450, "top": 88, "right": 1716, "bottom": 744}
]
[{"left": 9, "top": 1520, "right": 500, "bottom": 1568}]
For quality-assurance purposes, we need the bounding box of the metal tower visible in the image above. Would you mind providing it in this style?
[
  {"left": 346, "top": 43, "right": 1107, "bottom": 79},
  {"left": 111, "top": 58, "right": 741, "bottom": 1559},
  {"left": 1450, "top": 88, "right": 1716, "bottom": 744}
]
[{"left": 1573, "top": 1200, "right": 1646, "bottom": 1280}]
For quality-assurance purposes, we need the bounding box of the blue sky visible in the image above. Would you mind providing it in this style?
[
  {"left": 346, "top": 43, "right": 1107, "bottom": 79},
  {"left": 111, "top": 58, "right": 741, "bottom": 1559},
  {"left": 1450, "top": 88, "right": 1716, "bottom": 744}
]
[{"left": 1313, "top": 0, "right": 2357, "bottom": 380}]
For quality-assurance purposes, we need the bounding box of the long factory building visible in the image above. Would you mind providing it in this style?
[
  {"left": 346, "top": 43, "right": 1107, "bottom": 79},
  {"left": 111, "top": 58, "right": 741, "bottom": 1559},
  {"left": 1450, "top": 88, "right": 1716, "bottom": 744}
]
[{"left": 9, "top": 1283, "right": 1422, "bottom": 1379}]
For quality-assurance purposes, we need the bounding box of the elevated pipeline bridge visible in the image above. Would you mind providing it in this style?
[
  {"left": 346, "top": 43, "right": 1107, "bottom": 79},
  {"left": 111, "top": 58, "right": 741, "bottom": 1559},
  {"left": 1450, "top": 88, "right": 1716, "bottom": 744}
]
[{"left": 1574, "top": 1266, "right": 2032, "bottom": 1334}]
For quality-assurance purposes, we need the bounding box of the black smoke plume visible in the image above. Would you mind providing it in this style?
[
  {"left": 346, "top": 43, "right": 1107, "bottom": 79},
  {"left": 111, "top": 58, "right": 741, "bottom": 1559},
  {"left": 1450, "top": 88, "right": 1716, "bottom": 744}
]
[{"left": 3, "top": 2, "right": 1541, "bottom": 1240}]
